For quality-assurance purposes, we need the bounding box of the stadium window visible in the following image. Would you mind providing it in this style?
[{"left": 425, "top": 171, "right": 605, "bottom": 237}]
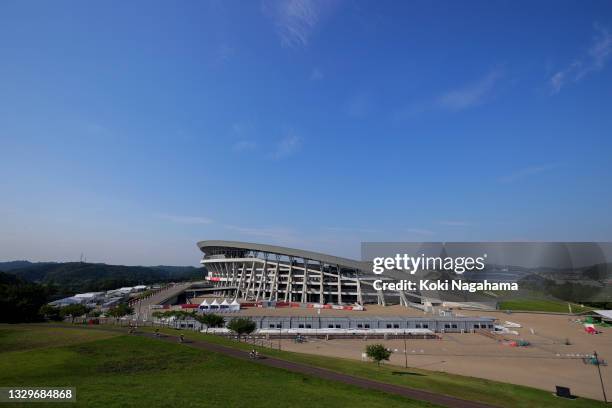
[
  {"left": 298, "top": 324, "right": 304, "bottom": 329},
  {"left": 269, "top": 324, "right": 275, "bottom": 328},
  {"left": 488, "top": 324, "right": 493, "bottom": 329},
  {"left": 386, "top": 324, "right": 392, "bottom": 328},
  {"left": 328, "top": 324, "right": 334, "bottom": 328},
  {"left": 416, "top": 323, "right": 422, "bottom": 328},
  {"left": 276, "top": 324, "right": 282, "bottom": 328},
  {"left": 393, "top": 324, "right": 400, "bottom": 329},
  {"left": 473, "top": 324, "right": 479, "bottom": 329},
  {"left": 444, "top": 324, "right": 451, "bottom": 329},
  {"left": 451, "top": 324, "right": 457, "bottom": 329},
  {"left": 335, "top": 324, "right": 341, "bottom": 329},
  {"left": 306, "top": 324, "right": 311, "bottom": 328},
  {"left": 422, "top": 324, "right": 428, "bottom": 328},
  {"left": 357, "top": 324, "right": 363, "bottom": 328},
  {"left": 364, "top": 324, "right": 370, "bottom": 328}
]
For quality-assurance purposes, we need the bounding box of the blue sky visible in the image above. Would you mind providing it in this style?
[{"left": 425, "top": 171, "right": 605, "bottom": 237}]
[{"left": 1, "top": 0, "right": 611, "bottom": 265}]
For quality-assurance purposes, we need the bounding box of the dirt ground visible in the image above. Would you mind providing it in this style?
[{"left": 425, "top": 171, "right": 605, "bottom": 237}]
[{"left": 276, "top": 311, "right": 611, "bottom": 401}]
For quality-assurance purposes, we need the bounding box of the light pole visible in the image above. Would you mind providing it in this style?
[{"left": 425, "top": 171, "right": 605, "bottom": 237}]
[
  {"left": 278, "top": 325, "right": 282, "bottom": 351},
  {"left": 593, "top": 351, "right": 608, "bottom": 403},
  {"left": 404, "top": 330, "right": 408, "bottom": 368}
]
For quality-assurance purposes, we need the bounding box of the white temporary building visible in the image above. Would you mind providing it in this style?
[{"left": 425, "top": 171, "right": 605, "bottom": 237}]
[
  {"left": 74, "top": 292, "right": 104, "bottom": 300},
  {"left": 49, "top": 297, "right": 83, "bottom": 307},
  {"left": 209, "top": 299, "right": 220, "bottom": 310},
  {"left": 594, "top": 310, "right": 612, "bottom": 322},
  {"left": 199, "top": 299, "right": 210, "bottom": 310},
  {"left": 220, "top": 299, "right": 230, "bottom": 311},
  {"left": 230, "top": 299, "right": 240, "bottom": 312}
]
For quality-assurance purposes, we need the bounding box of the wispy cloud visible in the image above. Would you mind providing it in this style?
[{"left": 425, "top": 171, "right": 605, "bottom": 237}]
[
  {"left": 156, "top": 214, "right": 213, "bottom": 225},
  {"left": 232, "top": 140, "right": 257, "bottom": 152},
  {"left": 438, "top": 220, "right": 471, "bottom": 227},
  {"left": 499, "top": 164, "right": 557, "bottom": 183},
  {"left": 393, "top": 68, "right": 504, "bottom": 120},
  {"left": 405, "top": 228, "right": 435, "bottom": 236},
  {"left": 230, "top": 122, "right": 255, "bottom": 137},
  {"left": 310, "top": 67, "right": 324, "bottom": 80},
  {"left": 270, "top": 133, "right": 302, "bottom": 159},
  {"left": 437, "top": 68, "right": 504, "bottom": 111},
  {"left": 262, "top": 0, "right": 338, "bottom": 48},
  {"left": 550, "top": 24, "right": 612, "bottom": 94},
  {"left": 229, "top": 122, "right": 257, "bottom": 152}
]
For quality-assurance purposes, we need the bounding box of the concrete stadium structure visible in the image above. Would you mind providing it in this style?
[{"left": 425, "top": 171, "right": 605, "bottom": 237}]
[{"left": 198, "top": 240, "right": 420, "bottom": 306}]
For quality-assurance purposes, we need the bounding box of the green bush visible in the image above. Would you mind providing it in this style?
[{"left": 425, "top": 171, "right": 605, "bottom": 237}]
[
  {"left": 365, "top": 344, "right": 391, "bottom": 366},
  {"left": 107, "top": 303, "right": 134, "bottom": 318},
  {"left": 39, "top": 304, "right": 62, "bottom": 321},
  {"left": 227, "top": 318, "right": 256, "bottom": 341}
]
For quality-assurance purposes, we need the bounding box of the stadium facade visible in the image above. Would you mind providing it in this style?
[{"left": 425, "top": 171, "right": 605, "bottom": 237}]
[{"left": 198, "top": 240, "right": 417, "bottom": 306}]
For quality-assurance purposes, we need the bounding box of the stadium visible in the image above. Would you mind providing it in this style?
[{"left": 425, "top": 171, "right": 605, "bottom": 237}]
[{"left": 198, "top": 240, "right": 422, "bottom": 307}]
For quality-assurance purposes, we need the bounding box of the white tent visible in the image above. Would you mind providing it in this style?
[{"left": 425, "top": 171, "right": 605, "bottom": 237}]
[
  {"left": 230, "top": 299, "right": 240, "bottom": 312},
  {"left": 594, "top": 310, "right": 612, "bottom": 321},
  {"left": 199, "top": 299, "right": 210, "bottom": 310},
  {"left": 210, "top": 299, "right": 220, "bottom": 310},
  {"left": 220, "top": 299, "right": 230, "bottom": 310}
]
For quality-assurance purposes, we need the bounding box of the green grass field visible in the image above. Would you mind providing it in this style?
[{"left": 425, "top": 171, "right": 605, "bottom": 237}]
[
  {"left": 0, "top": 325, "right": 434, "bottom": 408},
  {"left": 143, "top": 327, "right": 607, "bottom": 408},
  {"left": 498, "top": 299, "right": 593, "bottom": 313}
]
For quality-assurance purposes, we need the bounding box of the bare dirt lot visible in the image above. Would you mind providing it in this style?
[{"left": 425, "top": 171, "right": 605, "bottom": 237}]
[{"left": 274, "top": 310, "right": 611, "bottom": 401}]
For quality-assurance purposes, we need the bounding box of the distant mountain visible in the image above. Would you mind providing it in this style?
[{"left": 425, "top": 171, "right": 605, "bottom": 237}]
[
  {"left": 0, "top": 260, "right": 55, "bottom": 271},
  {"left": 1, "top": 261, "right": 206, "bottom": 299},
  {"left": 150, "top": 265, "right": 203, "bottom": 275}
]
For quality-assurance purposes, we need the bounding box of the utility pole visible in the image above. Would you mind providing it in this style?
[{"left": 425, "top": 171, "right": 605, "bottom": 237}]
[
  {"left": 593, "top": 351, "right": 608, "bottom": 403},
  {"left": 278, "top": 326, "right": 282, "bottom": 351},
  {"left": 404, "top": 330, "right": 408, "bottom": 368}
]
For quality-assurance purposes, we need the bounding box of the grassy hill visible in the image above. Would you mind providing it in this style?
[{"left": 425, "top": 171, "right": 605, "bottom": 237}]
[
  {"left": 0, "top": 261, "right": 204, "bottom": 299},
  {"left": 498, "top": 298, "right": 593, "bottom": 313},
  {"left": 0, "top": 325, "right": 429, "bottom": 408}
]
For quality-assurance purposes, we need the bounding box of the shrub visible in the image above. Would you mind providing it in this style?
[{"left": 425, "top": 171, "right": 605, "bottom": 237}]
[
  {"left": 227, "top": 318, "right": 256, "bottom": 341},
  {"left": 365, "top": 344, "right": 391, "bottom": 367}
]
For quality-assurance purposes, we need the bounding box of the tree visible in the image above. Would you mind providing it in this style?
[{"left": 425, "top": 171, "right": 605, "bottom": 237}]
[
  {"left": 227, "top": 317, "right": 256, "bottom": 342},
  {"left": 196, "top": 313, "right": 225, "bottom": 333},
  {"left": 107, "top": 303, "right": 134, "bottom": 318},
  {"left": 0, "top": 272, "right": 50, "bottom": 323},
  {"left": 39, "top": 304, "right": 62, "bottom": 321},
  {"left": 59, "top": 304, "right": 90, "bottom": 322},
  {"left": 366, "top": 344, "right": 391, "bottom": 367}
]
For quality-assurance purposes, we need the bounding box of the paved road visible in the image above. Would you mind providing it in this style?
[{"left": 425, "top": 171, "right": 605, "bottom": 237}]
[
  {"left": 132, "top": 282, "right": 193, "bottom": 320},
  {"left": 138, "top": 331, "right": 497, "bottom": 408}
]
